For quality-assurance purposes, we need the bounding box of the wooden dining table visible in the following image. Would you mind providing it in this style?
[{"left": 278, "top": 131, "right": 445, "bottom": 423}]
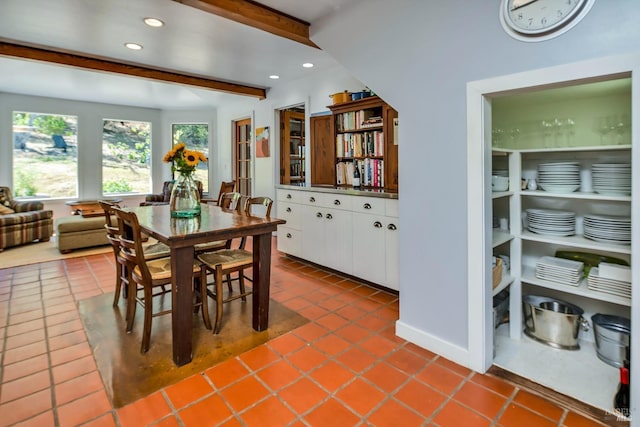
[{"left": 131, "top": 203, "right": 286, "bottom": 366}]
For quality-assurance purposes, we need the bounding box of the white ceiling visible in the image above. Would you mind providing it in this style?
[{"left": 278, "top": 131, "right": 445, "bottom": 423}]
[{"left": 0, "top": 0, "right": 354, "bottom": 109}]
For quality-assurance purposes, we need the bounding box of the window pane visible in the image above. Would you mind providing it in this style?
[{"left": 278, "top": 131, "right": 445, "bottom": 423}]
[
  {"left": 102, "top": 119, "right": 151, "bottom": 195},
  {"left": 172, "top": 124, "right": 209, "bottom": 193},
  {"left": 12, "top": 111, "right": 78, "bottom": 198}
]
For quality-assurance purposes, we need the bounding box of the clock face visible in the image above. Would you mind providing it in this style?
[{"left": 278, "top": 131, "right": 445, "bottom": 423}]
[{"left": 501, "top": 0, "right": 595, "bottom": 41}]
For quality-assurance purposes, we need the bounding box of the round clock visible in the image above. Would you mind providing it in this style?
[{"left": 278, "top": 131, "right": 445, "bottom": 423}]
[{"left": 500, "top": 0, "right": 595, "bottom": 42}]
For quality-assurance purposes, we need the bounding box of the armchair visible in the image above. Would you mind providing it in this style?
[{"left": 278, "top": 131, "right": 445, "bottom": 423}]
[
  {"left": 140, "top": 180, "right": 204, "bottom": 206},
  {"left": 0, "top": 186, "right": 53, "bottom": 251}
]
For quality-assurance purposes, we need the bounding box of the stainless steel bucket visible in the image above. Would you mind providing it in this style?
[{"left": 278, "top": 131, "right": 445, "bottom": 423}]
[
  {"left": 522, "top": 295, "right": 589, "bottom": 350},
  {"left": 591, "top": 314, "right": 630, "bottom": 367}
]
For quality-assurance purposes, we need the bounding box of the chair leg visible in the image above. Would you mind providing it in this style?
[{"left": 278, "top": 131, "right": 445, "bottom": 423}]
[
  {"left": 198, "top": 270, "right": 212, "bottom": 330},
  {"left": 226, "top": 274, "right": 233, "bottom": 293},
  {"left": 239, "top": 272, "right": 247, "bottom": 302},
  {"left": 125, "top": 280, "right": 137, "bottom": 333},
  {"left": 141, "top": 285, "right": 153, "bottom": 353},
  {"left": 112, "top": 264, "right": 123, "bottom": 307},
  {"left": 213, "top": 266, "right": 224, "bottom": 335}
]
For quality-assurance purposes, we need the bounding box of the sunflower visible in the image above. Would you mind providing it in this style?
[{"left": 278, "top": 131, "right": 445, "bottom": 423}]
[{"left": 183, "top": 149, "right": 200, "bottom": 168}]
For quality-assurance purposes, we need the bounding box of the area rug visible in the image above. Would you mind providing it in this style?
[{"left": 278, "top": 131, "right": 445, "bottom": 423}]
[
  {"left": 0, "top": 237, "right": 111, "bottom": 269},
  {"left": 78, "top": 292, "right": 308, "bottom": 408}
]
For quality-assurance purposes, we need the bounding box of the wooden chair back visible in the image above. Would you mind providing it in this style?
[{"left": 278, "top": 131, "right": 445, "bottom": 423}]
[
  {"left": 219, "top": 192, "right": 242, "bottom": 211},
  {"left": 113, "top": 207, "right": 152, "bottom": 285},
  {"left": 244, "top": 196, "right": 273, "bottom": 217},
  {"left": 216, "top": 181, "right": 236, "bottom": 205}
]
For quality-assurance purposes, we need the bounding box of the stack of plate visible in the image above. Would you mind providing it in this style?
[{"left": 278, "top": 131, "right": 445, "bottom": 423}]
[
  {"left": 526, "top": 208, "right": 576, "bottom": 236},
  {"left": 587, "top": 267, "right": 631, "bottom": 298},
  {"left": 492, "top": 169, "right": 508, "bottom": 177},
  {"left": 535, "top": 256, "right": 584, "bottom": 286},
  {"left": 583, "top": 214, "right": 631, "bottom": 244},
  {"left": 537, "top": 162, "right": 581, "bottom": 193},
  {"left": 592, "top": 163, "right": 631, "bottom": 196}
]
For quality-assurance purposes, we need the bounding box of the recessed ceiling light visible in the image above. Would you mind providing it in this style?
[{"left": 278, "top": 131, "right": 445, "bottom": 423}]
[
  {"left": 144, "top": 17, "right": 164, "bottom": 27},
  {"left": 269, "top": 75, "right": 280, "bottom": 79},
  {"left": 302, "top": 63, "right": 314, "bottom": 68},
  {"left": 125, "top": 42, "right": 143, "bottom": 50}
]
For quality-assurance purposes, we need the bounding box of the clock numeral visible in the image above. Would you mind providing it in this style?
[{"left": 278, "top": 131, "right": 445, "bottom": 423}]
[
  {"left": 540, "top": 17, "right": 547, "bottom": 25},
  {"left": 557, "top": 10, "right": 564, "bottom": 18}
]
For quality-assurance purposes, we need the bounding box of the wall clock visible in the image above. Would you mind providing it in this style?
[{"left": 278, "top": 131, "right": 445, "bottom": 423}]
[{"left": 500, "top": 0, "right": 596, "bottom": 42}]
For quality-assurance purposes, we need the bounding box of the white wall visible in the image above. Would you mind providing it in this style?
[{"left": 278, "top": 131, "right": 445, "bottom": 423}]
[{"left": 309, "top": 1, "right": 640, "bottom": 367}]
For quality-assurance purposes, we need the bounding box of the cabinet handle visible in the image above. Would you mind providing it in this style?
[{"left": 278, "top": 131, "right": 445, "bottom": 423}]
[
  {"left": 326, "top": 213, "right": 333, "bottom": 220},
  {"left": 309, "top": 196, "right": 316, "bottom": 203},
  {"left": 286, "top": 207, "right": 292, "bottom": 212},
  {"left": 334, "top": 199, "right": 341, "bottom": 205},
  {"left": 316, "top": 212, "right": 323, "bottom": 218},
  {"left": 374, "top": 221, "right": 383, "bottom": 228},
  {"left": 363, "top": 203, "right": 371, "bottom": 209},
  {"left": 387, "top": 223, "right": 397, "bottom": 230},
  {"left": 286, "top": 233, "right": 292, "bottom": 238},
  {"left": 286, "top": 194, "right": 292, "bottom": 199}
]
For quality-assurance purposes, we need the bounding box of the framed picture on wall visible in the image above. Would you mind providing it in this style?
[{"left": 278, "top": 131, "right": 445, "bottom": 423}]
[{"left": 256, "top": 126, "right": 270, "bottom": 158}]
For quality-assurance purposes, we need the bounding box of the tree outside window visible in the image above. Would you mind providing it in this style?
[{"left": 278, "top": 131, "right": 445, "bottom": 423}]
[
  {"left": 102, "top": 119, "right": 152, "bottom": 195},
  {"left": 172, "top": 124, "right": 209, "bottom": 193},
  {"left": 12, "top": 111, "right": 78, "bottom": 198}
]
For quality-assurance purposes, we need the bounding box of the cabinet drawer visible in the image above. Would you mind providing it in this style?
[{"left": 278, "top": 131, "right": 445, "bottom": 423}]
[
  {"left": 386, "top": 199, "right": 399, "bottom": 217},
  {"left": 277, "top": 189, "right": 302, "bottom": 203},
  {"left": 277, "top": 226, "right": 302, "bottom": 256},
  {"left": 307, "top": 193, "right": 353, "bottom": 211},
  {"left": 352, "top": 196, "right": 386, "bottom": 215},
  {"left": 277, "top": 202, "right": 302, "bottom": 229}
]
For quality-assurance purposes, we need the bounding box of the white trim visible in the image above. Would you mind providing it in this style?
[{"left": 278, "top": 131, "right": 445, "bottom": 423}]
[
  {"left": 466, "top": 54, "right": 640, "bottom": 424},
  {"left": 395, "top": 320, "right": 471, "bottom": 369}
]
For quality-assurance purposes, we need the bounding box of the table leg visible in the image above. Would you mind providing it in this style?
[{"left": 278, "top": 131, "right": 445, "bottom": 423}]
[
  {"left": 252, "top": 232, "right": 271, "bottom": 331},
  {"left": 171, "top": 245, "right": 195, "bottom": 366}
]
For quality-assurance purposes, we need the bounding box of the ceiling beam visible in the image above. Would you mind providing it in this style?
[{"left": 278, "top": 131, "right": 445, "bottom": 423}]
[
  {"left": 0, "top": 40, "right": 267, "bottom": 99},
  {"left": 172, "top": 0, "right": 318, "bottom": 48}
]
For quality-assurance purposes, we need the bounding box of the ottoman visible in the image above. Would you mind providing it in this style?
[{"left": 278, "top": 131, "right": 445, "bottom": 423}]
[{"left": 55, "top": 215, "right": 113, "bottom": 253}]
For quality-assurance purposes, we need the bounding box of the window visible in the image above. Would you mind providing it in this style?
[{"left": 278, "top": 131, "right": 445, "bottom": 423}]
[
  {"left": 102, "top": 119, "right": 152, "bottom": 195},
  {"left": 12, "top": 111, "right": 78, "bottom": 198},
  {"left": 172, "top": 124, "right": 209, "bottom": 193}
]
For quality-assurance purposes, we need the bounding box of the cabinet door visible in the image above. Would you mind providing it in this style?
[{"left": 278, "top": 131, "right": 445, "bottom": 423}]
[
  {"left": 310, "top": 115, "right": 335, "bottom": 185},
  {"left": 301, "top": 204, "right": 353, "bottom": 274},
  {"left": 302, "top": 204, "right": 326, "bottom": 266},
  {"left": 277, "top": 226, "right": 302, "bottom": 256},
  {"left": 324, "top": 207, "right": 353, "bottom": 275},
  {"left": 385, "top": 218, "right": 399, "bottom": 290},
  {"left": 352, "top": 212, "right": 386, "bottom": 284},
  {"left": 280, "top": 110, "right": 305, "bottom": 185}
]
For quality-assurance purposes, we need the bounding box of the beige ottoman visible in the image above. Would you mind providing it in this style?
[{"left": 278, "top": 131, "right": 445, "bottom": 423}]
[{"left": 55, "top": 215, "right": 113, "bottom": 253}]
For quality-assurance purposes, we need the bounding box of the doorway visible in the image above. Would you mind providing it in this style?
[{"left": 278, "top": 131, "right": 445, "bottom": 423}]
[{"left": 234, "top": 118, "right": 252, "bottom": 196}]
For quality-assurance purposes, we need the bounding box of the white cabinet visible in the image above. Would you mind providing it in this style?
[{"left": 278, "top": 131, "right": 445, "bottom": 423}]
[
  {"left": 276, "top": 189, "right": 303, "bottom": 257},
  {"left": 276, "top": 188, "right": 398, "bottom": 290},
  {"left": 301, "top": 193, "right": 353, "bottom": 275},
  {"left": 352, "top": 197, "right": 399, "bottom": 290}
]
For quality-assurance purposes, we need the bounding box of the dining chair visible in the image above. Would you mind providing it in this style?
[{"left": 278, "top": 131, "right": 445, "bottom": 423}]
[
  {"left": 192, "top": 191, "right": 242, "bottom": 256},
  {"left": 214, "top": 181, "right": 236, "bottom": 205},
  {"left": 113, "top": 207, "right": 211, "bottom": 353},
  {"left": 197, "top": 196, "right": 273, "bottom": 334},
  {"left": 99, "top": 201, "right": 170, "bottom": 309}
]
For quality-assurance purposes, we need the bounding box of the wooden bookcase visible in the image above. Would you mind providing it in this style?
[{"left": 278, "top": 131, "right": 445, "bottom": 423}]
[
  {"left": 323, "top": 96, "right": 398, "bottom": 191},
  {"left": 280, "top": 110, "right": 305, "bottom": 185}
]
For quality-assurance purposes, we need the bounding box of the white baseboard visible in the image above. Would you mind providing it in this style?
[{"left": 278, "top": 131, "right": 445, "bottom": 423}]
[{"left": 395, "top": 320, "right": 481, "bottom": 372}]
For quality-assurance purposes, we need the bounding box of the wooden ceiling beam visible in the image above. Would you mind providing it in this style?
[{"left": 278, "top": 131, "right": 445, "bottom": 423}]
[
  {"left": 172, "top": 0, "right": 319, "bottom": 48},
  {"left": 0, "top": 39, "right": 267, "bottom": 99}
]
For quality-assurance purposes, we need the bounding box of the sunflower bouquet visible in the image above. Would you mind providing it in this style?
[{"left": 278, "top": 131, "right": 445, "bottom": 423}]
[{"left": 163, "top": 143, "right": 208, "bottom": 177}]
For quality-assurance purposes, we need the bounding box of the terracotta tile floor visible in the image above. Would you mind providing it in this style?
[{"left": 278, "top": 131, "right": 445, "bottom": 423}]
[{"left": 0, "top": 240, "right": 610, "bottom": 426}]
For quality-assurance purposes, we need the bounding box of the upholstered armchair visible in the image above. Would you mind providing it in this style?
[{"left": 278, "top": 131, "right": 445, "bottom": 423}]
[
  {"left": 0, "top": 186, "right": 53, "bottom": 251},
  {"left": 139, "top": 180, "right": 204, "bottom": 206}
]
